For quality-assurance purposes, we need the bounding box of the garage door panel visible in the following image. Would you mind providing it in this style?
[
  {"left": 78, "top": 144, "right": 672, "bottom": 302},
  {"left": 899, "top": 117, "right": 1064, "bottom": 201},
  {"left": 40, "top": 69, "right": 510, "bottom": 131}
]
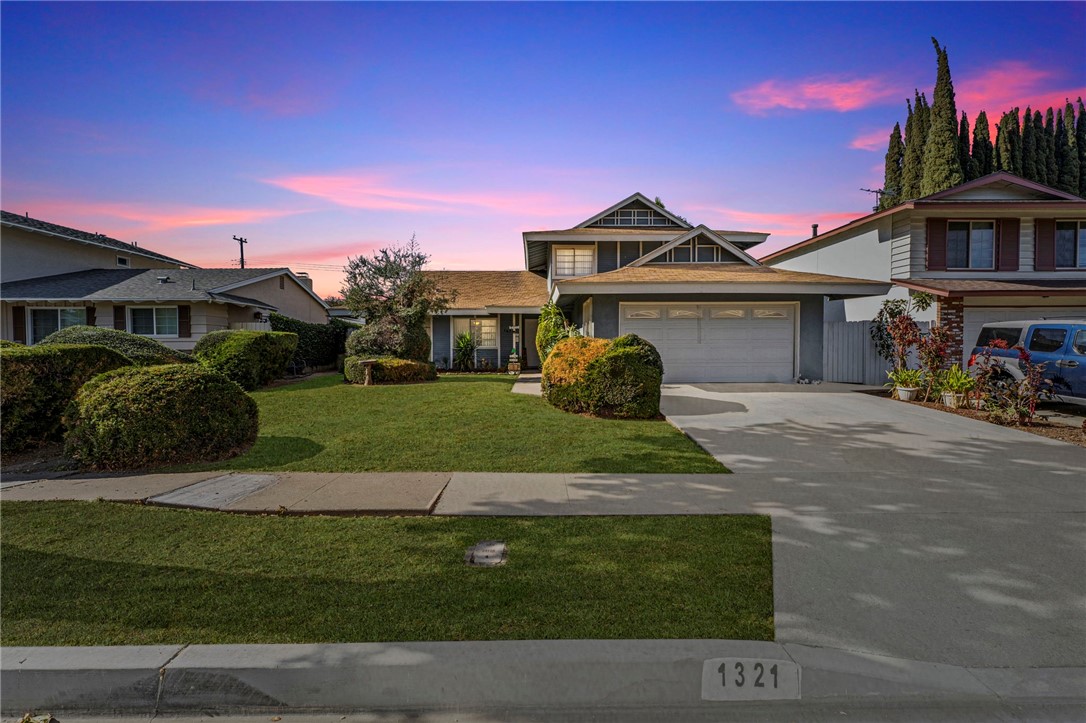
[{"left": 619, "top": 303, "right": 796, "bottom": 383}]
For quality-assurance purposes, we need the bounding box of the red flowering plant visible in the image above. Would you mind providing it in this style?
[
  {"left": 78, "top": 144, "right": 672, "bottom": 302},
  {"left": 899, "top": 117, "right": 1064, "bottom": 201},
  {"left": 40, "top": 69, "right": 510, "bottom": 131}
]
[
  {"left": 887, "top": 314, "right": 921, "bottom": 372},
  {"left": 970, "top": 339, "right": 1052, "bottom": 425},
  {"left": 916, "top": 325, "right": 954, "bottom": 401}
]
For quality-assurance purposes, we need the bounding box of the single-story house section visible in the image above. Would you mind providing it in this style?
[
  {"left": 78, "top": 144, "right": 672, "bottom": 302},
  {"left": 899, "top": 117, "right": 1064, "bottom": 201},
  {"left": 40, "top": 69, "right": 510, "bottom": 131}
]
[
  {"left": 423, "top": 270, "right": 550, "bottom": 370},
  {"left": 422, "top": 193, "right": 890, "bottom": 382}
]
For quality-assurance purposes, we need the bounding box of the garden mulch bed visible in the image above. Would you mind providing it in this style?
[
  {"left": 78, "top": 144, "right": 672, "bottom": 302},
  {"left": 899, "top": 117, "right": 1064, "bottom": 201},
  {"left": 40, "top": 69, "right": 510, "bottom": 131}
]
[{"left": 888, "top": 394, "right": 1086, "bottom": 448}]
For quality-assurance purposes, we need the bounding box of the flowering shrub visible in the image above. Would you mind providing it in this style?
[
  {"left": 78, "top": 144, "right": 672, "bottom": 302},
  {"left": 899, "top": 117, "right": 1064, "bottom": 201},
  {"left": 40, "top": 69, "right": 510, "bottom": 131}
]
[
  {"left": 971, "top": 339, "right": 1051, "bottom": 425},
  {"left": 887, "top": 315, "right": 922, "bottom": 371},
  {"left": 917, "top": 325, "right": 954, "bottom": 401}
]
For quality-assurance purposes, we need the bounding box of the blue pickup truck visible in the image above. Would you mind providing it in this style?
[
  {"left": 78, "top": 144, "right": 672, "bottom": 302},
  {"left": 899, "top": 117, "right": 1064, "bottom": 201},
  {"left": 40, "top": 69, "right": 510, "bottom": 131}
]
[{"left": 970, "top": 319, "right": 1086, "bottom": 403}]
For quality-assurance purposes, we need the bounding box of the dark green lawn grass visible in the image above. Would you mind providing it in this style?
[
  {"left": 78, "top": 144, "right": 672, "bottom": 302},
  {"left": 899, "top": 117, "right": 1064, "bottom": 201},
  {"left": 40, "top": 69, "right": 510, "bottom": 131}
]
[
  {"left": 0, "top": 502, "right": 774, "bottom": 645},
  {"left": 180, "top": 374, "right": 726, "bottom": 473}
]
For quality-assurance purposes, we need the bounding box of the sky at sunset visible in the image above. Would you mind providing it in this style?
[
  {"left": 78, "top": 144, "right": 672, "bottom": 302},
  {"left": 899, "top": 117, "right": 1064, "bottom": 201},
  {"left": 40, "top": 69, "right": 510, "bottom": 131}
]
[{"left": 3, "top": 1, "right": 1085, "bottom": 297}]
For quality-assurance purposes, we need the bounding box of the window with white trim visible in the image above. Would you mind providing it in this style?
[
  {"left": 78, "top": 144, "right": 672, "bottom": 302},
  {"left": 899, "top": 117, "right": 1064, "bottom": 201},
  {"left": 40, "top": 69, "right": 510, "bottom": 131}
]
[
  {"left": 754, "top": 309, "right": 789, "bottom": 319},
  {"left": 946, "top": 221, "right": 995, "bottom": 269},
  {"left": 130, "top": 306, "right": 179, "bottom": 337},
  {"left": 469, "top": 318, "right": 497, "bottom": 348},
  {"left": 116, "top": 256, "right": 130, "bottom": 267},
  {"left": 592, "top": 208, "right": 678, "bottom": 227},
  {"left": 30, "top": 307, "right": 86, "bottom": 343},
  {"left": 554, "top": 247, "right": 594, "bottom": 277},
  {"left": 624, "top": 307, "right": 661, "bottom": 319},
  {"left": 710, "top": 308, "right": 745, "bottom": 319},
  {"left": 1055, "top": 221, "right": 1086, "bottom": 268}
]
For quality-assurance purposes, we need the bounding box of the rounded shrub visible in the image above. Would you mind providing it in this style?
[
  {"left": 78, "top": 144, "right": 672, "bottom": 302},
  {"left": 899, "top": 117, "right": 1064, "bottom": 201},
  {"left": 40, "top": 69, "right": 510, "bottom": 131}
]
[
  {"left": 0, "top": 339, "right": 25, "bottom": 349},
  {"left": 268, "top": 313, "right": 351, "bottom": 368},
  {"left": 39, "top": 325, "right": 189, "bottom": 366},
  {"left": 1, "top": 344, "right": 132, "bottom": 452},
  {"left": 607, "top": 334, "right": 663, "bottom": 375},
  {"left": 344, "top": 356, "right": 437, "bottom": 384},
  {"left": 64, "top": 364, "right": 258, "bottom": 470},
  {"left": 345, "top": 318, "right": 430, "bottom": 362},
  {"left": 193, "top": 330, "right": 298, "bottom": 391},
  {"left": 541, "top": 336, "right": 609, "bottom": 413}
]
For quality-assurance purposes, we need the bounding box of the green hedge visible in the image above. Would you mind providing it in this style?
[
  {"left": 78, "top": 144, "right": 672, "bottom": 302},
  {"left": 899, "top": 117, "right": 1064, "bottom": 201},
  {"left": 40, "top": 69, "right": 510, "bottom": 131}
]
[
  {"left": 268, "top": 313, "right": 351, "bottom": 367},
  {"left": 1, "top": 344, "right": 132, "bottom": 452},
  {"left": 344, "top": 356, "right": 437, "bottom": 384},
  {"left": 39, "top": 326, "right": 190, "bottom": 366},
  {"left": 64, "top": 364, "right": 258, "bottom": 470},
  {"left": 193, "top": 330, "right": 298, "bottom": 390},
  {"left": 345, "top": 319, "right": 431, "bottom": 362},
  {"left": 0, "top": 339, "right": 25, "bottom": 349},
  {"left": 542, "top": 334, "right": 662, "bottom": 419}
]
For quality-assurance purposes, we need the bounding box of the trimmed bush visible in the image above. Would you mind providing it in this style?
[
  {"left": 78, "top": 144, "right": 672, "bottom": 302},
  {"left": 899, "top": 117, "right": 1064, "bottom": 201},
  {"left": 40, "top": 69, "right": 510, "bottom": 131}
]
[
  {"left": 344, "top": 356, "right": 437, "bottom": 384},
  {"left": 542, "top": 335, "right": 663, "bottom": 419},
  {"left": 64, "top": 364, "right": 258, "bottom": 470},
  {"left": 0, "top": 339, "right": 25, "bottom": 348},
  {"left": 268, "top": 313, "right": 351, "bottom": 368},
  {"left": 1, "top": 344, "right": 132, "bottom": 452},
  {"left": 39, "top": 325, "right": 189, "bottom": 366},
  {"left": 193, "top": 330, "right": 298, "bottom": 390},
  {"left": 345, "top": 318, "right": 431, "bottom": 362}
]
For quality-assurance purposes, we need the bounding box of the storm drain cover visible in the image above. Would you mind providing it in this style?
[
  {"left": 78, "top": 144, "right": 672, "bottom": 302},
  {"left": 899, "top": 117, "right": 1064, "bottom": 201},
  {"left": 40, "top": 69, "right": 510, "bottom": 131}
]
[{"left": 465, "top": 540, "right": 507, "bottom": 567}]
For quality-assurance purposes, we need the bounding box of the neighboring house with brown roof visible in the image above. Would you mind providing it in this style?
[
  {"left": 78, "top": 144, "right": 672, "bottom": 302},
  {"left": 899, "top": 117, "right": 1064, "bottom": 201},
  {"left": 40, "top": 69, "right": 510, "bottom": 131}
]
[
  {"left": 1, "top": 211, "right": 329, "bottom": 349},
  {"left": 761, "top": 173, "right": 1086, "bottom": 363},
  {"left": 428, "top": 193, "right": 890, "bottom": 382}
]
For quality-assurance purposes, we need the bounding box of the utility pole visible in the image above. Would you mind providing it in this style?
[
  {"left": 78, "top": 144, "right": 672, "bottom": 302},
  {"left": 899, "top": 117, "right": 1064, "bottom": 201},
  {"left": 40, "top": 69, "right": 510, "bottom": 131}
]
[{"left": 232, "top": 235, "right": 248, "bottom": 269}]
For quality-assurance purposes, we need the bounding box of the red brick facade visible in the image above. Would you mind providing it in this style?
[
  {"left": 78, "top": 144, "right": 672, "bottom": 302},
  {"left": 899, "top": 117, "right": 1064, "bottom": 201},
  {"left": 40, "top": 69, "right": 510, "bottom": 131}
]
[{"left": 937, "top": 296, "right": 964, "bottom": 359}]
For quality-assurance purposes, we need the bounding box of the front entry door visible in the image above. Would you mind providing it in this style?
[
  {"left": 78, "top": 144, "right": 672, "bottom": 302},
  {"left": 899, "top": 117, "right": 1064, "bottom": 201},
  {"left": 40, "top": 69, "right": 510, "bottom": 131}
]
[{"left": 523, "top": 317, "right": 540, "bottom": 369}]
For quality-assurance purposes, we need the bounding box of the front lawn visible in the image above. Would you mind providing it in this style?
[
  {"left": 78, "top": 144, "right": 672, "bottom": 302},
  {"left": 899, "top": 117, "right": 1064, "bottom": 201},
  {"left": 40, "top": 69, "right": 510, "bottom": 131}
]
[
  {"left": 182, "top": 374, "right": 725, "bottom": 473},
  {"left": 0, "top": 502, "right": 774, "bottom": 645}
]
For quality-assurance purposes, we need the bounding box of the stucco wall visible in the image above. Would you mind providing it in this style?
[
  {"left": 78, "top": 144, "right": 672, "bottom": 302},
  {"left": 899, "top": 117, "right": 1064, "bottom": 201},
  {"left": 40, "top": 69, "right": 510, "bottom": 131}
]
[
  {"left": 0, "top": 227, "right": 185, "bottom": 283},
  {"left": 229, "top": 275, "right": 327, "bottom": 323}
]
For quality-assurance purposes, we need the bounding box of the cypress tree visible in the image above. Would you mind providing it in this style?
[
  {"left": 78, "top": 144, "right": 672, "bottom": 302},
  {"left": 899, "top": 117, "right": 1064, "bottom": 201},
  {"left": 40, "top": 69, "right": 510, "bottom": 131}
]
[
  {"left": 1033, "top": 110, "right": 1048, "bottom": 184},
  {"left": 1055, "top": 108, "right": 1070, "bottom": 192},
  {"left": 920, "top": 38, "right": 964, "bottom": 195},
  {"left": 1044, "top": 107, "right": 1059, "bottom": 183},
  {"left": 880, "top": 122, "right": 905, "bottom": 209},
  {"left": 1022, "top": 106, "right": 1037, "bottom": 182},
  {"left": 901, "top": 95, "right": 925, "bottom": 199},
  {"left": 995, "top": 110, "right": 1022, "bottom": 175},
  {"left": 1058, "top": 101, "right": 1080, "bottom": 194},
  {"left": 994, "top": 124, "right": 1003, "bottom": 171},
  {"left": 971, "top": 111, "right": 993, "bottom": 177},
  {"left": 1077, "top": 98, "right": 1086, "bottom": 197},
  {"left": 958, "top": 112, "right": 973, "bottom": 180}
]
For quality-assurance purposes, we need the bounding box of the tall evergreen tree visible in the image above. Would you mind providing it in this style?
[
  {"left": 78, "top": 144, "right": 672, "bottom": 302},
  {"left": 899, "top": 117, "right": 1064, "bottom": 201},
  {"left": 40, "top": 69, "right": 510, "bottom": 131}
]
[
  {"left": 1057, "top": 102, "right": 1080, "bottom": 194},
  {"left": 995, "top": 110, "right": 1022, "bottom": 175},
  {"left": 1021, "top": 106, "right": 1037, "bottom": 181},
  {"left": 880, "top": 122, "right": 905, "bottom": 209},
  {"left": 1044, "top": 107, "right": 1059, "bottom": 183},
  {"left": 901, "top": 94, "right": 925, "bottom": 199},
  {"left": 971, "top": 111, "right": 993, "bottom": 177},
  {"left": 1077, "top": 98, "right": 1086, "bottom": 197},
  {"left": 1032, "top": 110, "right": 1048, "bottom": 184},
  {"left": 920, "top": 39, "right": 963, "bottom": 195},
  {"left": 958, "top": 112, "right": 973, "bottom": 180}
]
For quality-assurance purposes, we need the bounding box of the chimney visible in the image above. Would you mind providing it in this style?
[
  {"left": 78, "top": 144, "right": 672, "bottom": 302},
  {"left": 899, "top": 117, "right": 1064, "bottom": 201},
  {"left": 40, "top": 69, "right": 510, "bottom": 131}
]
[
  {"left": 811, "top": 223, "right": 819, "bottom": 237},
  {"left": 296, "top": 271, "right": 313, "bottom": 290}
]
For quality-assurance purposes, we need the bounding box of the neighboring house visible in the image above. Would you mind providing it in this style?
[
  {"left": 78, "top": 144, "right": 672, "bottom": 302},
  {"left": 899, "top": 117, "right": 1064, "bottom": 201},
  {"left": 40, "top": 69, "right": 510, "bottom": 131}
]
[
  {"left": 761, "top": 173, "right": 1086, "bottom": 363},
  {"left": 426, "top": 193, "right": 889, "bottom": 382},
  {"left": 0, "top": 211, "right": 329, "bottom": 350}
]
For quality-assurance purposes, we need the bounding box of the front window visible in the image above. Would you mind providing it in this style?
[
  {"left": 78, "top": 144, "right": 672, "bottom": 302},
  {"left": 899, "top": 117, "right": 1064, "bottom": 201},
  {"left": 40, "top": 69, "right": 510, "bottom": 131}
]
[
  {"left": 469, "top": 318, "right": 497, "bottom": 348},
  {"left": 30, "top": 307, "right": 86, "bottom": 343},
  {"left": 130, "top": 306, "right": 179, "bottom": 337},
  {"left": 1055, "top": 221, "right": 1086, "bottom": 268},
  {"left": 946, "top": 221, "right": 995, "bottom": 269},
  {"left": 554, "top": 247, "right": 594, "bottom": 277}
]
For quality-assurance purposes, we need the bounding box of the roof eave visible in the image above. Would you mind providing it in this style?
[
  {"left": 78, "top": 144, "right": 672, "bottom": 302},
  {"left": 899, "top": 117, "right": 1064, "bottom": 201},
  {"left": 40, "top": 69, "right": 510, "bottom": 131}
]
[{"left": 555, "top": 281, "right": 891, "bottom": 297}]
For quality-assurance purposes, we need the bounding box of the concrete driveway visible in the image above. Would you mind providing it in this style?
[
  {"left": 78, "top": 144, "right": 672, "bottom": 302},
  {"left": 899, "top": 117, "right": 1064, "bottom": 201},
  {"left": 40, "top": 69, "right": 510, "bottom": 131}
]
[{"left": 662, "top": 383, "right": 1086, "bottom": 669}]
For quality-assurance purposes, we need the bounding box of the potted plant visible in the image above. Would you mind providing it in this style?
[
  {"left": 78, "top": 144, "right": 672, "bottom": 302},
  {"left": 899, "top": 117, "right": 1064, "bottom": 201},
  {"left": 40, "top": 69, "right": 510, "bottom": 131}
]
[
  {"left": 886, "top": 367, "right": 923, "bottom": 401},
  {"left": 940, "top": 364, "right": 974, "bottom": 409}
]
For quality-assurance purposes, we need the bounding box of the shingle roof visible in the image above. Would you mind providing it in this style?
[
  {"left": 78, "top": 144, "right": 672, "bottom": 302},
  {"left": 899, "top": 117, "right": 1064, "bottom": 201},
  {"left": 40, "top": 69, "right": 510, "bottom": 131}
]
[
  {"left": 422, "top": 270, "right": 549, "bottom": 309},
  {"left": 557, "top": 263, "right": 889, "bottom": 286},
  {"left": 0, "top": 267, "right": 291, "bottom": 309},
  {"left": 1, "top": 210, "right": 195, "bottom": 267},
  {"left": 898, "top": 278, "right": 1086, "bottom": 297}
]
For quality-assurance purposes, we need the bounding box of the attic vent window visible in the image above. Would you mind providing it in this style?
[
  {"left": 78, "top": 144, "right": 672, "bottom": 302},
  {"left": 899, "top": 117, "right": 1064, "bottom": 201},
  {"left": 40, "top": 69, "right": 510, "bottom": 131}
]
[
  {"left": 594, "top": 208, "right": 678, "bottom": 227},
  {"left": 117, "top": 256, "right": 130, "bottom": 267}
]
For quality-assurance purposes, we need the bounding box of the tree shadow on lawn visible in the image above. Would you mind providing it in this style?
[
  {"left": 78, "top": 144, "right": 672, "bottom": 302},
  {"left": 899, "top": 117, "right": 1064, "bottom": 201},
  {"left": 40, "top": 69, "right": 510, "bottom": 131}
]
[{"left": 179, "top": 436, "right": 324, "bottom": 472}]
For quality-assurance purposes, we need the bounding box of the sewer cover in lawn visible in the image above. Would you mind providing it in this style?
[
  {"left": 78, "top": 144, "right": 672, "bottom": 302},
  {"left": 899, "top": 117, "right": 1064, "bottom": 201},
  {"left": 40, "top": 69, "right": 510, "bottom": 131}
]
[{"left": 465, "top": 540, "right": 507, "bottom": 567}]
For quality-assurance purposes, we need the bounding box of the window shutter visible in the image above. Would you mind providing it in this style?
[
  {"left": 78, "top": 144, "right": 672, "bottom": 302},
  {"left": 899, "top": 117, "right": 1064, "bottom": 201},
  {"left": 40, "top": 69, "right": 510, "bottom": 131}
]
[
  {"left": 86, "top": 305, "right": 97, "bottom": 327},
  {"left": 1034, "top": 218, "right": 1056, "bottom": 271},
  {"left": 178, "top": 305, "right": 191, "bottom": 338},
  {"left": 926, "top": 218, "right": 948, "bottom": 271},
  {"left": 997, "top": 218, "right": 1020, "bottom": 271},
  {"left": 12, "top": 306, "right": 27, "bottom": 344},
  {"left": 113, "top": 305, "right": 127, "bottom": 331}
]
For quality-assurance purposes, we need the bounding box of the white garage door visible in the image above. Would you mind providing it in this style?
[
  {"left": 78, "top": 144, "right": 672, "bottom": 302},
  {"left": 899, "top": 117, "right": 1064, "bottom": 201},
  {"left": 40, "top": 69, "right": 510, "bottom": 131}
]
[
  {"left": 963, "top": 306, "right": 1086, "bottom": 363},
  {"left": 619, "top": 303, "right": 796, "bottom": 383}
]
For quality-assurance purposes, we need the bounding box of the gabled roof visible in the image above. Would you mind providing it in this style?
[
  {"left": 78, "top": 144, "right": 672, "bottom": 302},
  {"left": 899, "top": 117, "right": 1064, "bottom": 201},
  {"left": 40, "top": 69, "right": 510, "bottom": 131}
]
[
  {"left": 921, "top": 171, "right": 1083, "bottom": 202},
  {"left": 0, "top": 267, "right": 325, "bottom": 312},
  {"left": 629, "top": 225, "right": 760, "bottom": 267},
  {"left": 422, "top": 270, "right": 549, "bottom": 311},
  {"left": 1, "top": 210, "right": 196, "bottom": 267},
  {"left": 574, "top": 192, "right": 692, "bottom": 229}
]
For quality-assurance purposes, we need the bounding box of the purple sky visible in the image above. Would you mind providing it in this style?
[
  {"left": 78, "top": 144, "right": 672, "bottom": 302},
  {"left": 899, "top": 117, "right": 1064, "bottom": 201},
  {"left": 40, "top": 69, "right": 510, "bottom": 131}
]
[{"left": 3, "top": 2, "right": 1084, "bottom": 296}]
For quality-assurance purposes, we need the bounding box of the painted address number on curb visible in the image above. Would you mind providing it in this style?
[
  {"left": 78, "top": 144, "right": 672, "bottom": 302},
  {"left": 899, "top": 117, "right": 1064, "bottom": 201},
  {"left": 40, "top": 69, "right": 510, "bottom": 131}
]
[{"left": 701, "top": 657, "right": 800, "bottom": 701}]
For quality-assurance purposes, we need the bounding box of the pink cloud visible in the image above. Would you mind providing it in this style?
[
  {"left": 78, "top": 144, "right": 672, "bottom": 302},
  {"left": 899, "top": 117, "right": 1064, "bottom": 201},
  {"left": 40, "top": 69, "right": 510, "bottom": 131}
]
[
  {"left": 957, "top": 61, "right": 1085, "bottom": 118},
  {"left": 688, "top": 203, "right": 863, "bottom": 239},
  {"left": 850, "top": 128, "right": 892, "bottom": 152},
  {"left": 732, "top": 76, "right": 900, "bottom": 114},
  {"left": 190, "top": 72, "right": 343, "bottom": 118},
  {"left": 14, "top": 200, "right": 304, "bottom": 234}
]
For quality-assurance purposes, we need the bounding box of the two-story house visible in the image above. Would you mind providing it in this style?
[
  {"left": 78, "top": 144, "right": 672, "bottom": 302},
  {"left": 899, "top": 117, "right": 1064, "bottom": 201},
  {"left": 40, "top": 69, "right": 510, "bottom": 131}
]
[
  {"left": 761, "top": 173, "right": 1086, "bottom": 363},
  {"left": 426, "top": 193, "right": 889, "bottom": 382},
  {"left": 0, "top": 210, "right": 329, "bottom": 350}
]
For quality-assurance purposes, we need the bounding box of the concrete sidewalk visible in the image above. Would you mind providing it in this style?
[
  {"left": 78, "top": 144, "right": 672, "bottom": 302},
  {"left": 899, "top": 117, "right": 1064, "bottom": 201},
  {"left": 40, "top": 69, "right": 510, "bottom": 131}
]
[{"left": 511, "top": 372, "right": 542, "bottom": 395}]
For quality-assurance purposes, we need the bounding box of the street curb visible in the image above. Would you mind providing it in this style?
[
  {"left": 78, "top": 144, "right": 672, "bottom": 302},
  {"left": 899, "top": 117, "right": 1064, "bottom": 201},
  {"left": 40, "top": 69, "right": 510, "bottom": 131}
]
[{"left": 3, "top": 640, "right": 1084, "bottom": 716}]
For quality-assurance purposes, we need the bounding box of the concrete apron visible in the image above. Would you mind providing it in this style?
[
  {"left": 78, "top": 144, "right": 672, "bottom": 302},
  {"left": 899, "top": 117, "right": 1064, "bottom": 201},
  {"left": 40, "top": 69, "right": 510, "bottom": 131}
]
[{"left": 3, "top": 641, "right": 1083, "bottom": 717}]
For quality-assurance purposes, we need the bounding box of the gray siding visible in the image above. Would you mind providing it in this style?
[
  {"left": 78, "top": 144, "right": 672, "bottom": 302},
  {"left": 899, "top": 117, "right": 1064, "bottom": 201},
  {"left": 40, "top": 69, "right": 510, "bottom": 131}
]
[
  {"left": 889, "top": 213, "right": 913, "bottom": 279},
  {"left": 432, "top": 315, "right": 451, "bottom": 368},
  {"left": 597, "top": 242, "right": 618, "bottom": 272},
  {"left": 619, "top": 241, "right": 641, "bottom": 267},
  {"left": 499, "top": 314, "right": 515, "bottom": 365},
  {"left": 476, "top": 348, "right": 499, "bottom": 370}
]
